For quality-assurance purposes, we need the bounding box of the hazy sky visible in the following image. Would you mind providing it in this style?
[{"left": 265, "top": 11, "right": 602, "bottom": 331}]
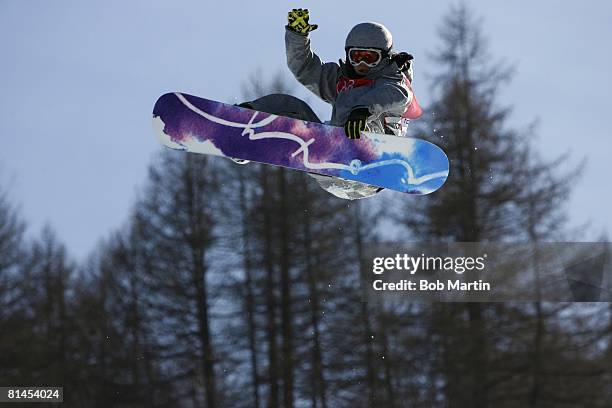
[{"left": 1, "top": 0, "right": 611, "bottom": 259}]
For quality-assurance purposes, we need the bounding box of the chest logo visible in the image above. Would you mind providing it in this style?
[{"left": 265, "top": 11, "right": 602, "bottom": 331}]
[{"left": 336, "top": 77, "right": 374, "bottom": 95}]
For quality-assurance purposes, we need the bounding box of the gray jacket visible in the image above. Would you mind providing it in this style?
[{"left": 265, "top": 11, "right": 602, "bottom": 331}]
[{"left": 285, "top": 29, "right": 413, "bottom": 132}]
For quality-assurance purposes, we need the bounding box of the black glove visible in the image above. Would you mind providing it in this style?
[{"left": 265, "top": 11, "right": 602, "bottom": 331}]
[
  {"left": 344, "top": 107, "right": 370, "bottom": 139},
  {"left": 392, "top": 52, "right": 414, "bottom": 73},
  {"left": 287, "top": 8, "right": 318, "bottom": 35}
]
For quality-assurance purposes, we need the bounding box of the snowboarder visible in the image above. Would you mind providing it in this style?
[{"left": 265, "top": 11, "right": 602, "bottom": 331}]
[
  {"left": 238, "top": 8, "right": 422, "bottom": 198},
  {"left": 284, "top": 8, "right": 419, "bottom": 138}
]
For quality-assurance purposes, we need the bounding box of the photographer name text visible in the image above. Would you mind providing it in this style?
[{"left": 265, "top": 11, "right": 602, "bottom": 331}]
[{"left": 371, "top": 254, "right": 491, "bottom": 292}]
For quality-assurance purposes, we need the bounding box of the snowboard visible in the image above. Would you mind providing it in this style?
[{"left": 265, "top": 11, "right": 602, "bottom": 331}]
[{"left": 152, "top": 92, "right": 449, "bottom": 195}]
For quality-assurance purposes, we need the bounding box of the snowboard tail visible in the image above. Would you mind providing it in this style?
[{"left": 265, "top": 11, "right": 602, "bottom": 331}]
[{"left": 152, "top": 92, "right": 449, "bottom": 195}]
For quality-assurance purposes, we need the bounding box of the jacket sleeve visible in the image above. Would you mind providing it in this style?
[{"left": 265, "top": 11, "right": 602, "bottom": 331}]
[
  {"left": 285, "top": 29, "right": 340, "bottom": 104},
  {"left": 353, "top": 73, "right": 413, "bottom": 117}
]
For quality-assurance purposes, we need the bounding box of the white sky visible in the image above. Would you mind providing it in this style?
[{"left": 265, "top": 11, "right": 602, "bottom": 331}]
[{"left": 1, "top": 0, "right": 611, "bottom": 259}]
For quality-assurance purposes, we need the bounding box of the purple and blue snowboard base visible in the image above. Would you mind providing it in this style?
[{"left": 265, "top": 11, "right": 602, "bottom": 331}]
[{"left": 152, "top": 92, "right": 449, "bottom": 196}]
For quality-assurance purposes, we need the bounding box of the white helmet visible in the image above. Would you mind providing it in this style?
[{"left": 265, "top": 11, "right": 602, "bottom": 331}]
[{"left": 345, "top": 22, "right": 393, "bottom": 52}]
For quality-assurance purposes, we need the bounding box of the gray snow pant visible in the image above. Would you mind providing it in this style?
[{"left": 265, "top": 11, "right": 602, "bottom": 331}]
[{"left": 239, "top": 93, "right": 322, "bottom": 123}]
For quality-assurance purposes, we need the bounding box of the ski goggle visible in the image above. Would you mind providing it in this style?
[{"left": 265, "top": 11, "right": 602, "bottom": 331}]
[{"left": 347, "top": 48, "right": 383, "bottom": 67}]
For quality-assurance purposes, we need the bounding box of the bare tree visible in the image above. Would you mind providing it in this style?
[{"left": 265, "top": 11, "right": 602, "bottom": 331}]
[{"left": 395, "top": 4, "right": 584, "bottom": 407}]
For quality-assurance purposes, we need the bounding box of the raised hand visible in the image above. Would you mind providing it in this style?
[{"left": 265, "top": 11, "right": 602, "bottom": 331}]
[{"left": 287, "top": 8, "right": 318, "bottom": 35}]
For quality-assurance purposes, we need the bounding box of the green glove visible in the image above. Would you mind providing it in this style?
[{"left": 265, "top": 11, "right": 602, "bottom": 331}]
[
  {"left": 287, "top": 8, "right": 318, "bottom": 35},
  {"left": 344, "top": 108, "right": 370, "bottom": 139}
]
